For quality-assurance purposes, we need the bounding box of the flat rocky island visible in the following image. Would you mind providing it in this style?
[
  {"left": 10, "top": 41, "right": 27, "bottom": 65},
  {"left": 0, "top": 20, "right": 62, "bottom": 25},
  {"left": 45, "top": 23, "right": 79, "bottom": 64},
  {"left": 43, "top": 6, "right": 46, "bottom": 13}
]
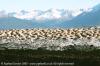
[{"left": 0, "top": 27, "right": 100, "bottom": 50}]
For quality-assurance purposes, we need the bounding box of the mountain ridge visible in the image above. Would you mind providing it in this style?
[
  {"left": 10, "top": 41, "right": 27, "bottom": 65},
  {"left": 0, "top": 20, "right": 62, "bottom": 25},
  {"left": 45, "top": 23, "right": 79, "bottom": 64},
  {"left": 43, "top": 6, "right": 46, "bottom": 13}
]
[{"left": 0, "top": 4, "right": 100, "bottom": 29}]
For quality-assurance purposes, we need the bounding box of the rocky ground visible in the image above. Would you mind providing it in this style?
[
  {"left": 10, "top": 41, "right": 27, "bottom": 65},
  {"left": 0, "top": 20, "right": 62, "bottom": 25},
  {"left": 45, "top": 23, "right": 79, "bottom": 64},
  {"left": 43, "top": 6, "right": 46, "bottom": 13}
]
[{"left": 0, "top": 27, "right": 100, "bottom": 50}]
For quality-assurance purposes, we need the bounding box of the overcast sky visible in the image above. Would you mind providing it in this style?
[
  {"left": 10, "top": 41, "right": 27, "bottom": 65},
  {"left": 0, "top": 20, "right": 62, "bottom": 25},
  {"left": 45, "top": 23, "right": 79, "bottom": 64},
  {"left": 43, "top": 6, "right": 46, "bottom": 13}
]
[{"left": 0, "top": 0, "right": 100, "bottom": 12}]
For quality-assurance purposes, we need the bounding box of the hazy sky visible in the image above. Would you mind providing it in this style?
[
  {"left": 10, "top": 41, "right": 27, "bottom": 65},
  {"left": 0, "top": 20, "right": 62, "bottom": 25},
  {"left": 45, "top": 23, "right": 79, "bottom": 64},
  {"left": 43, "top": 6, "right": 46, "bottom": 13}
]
[{"left": 0, "top": 0, "right": 100, "bottom": 12}]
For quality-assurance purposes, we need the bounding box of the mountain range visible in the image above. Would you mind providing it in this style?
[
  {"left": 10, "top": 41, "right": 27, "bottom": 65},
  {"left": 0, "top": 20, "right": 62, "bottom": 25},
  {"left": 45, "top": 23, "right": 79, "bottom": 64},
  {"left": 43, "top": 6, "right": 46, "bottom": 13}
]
[{"left": 0, "top": 4, "right": 100, "bottom": 29}]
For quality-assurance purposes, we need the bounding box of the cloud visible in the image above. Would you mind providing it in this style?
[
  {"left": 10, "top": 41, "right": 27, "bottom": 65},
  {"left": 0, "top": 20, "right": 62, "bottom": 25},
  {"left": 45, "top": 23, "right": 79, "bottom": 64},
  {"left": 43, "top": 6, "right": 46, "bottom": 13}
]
[
  {"left": 12, "top": 10, "right": 39, "bottom": 20},
  {"left": 0, "top": 9, "right": 84, "bottom": 21},
  {"left": 13, "top": 9, "right": 82, "bottom": 20},
  {"left": 0, "top": 10, "right": 8, "bottom": 18}
]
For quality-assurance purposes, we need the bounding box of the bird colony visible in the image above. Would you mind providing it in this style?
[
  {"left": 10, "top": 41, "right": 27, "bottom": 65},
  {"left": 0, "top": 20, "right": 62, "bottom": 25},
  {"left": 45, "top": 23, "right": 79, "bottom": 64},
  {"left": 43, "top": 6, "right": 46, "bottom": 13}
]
[{"left": 0, "top": 27, "right": 100, "bottom": 50}]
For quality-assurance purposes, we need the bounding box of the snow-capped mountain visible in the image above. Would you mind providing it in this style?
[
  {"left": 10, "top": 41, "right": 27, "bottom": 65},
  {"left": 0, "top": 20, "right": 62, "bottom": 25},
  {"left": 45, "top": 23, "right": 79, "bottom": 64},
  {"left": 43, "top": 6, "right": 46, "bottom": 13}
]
[
  {"left": 0, "top": 4, "right": 99, "bottom": 29},
  {"left": 61, "top": 4, "right": 100, "bottom": 28},
  {"left": 1, "top": 9, "right": 83, "bottom": 21}
]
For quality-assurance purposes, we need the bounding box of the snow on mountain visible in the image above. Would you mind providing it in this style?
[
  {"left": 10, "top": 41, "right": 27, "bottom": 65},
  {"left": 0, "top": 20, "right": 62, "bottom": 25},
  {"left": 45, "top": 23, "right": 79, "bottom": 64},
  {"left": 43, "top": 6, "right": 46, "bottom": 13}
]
[
  {"left": 0, "top": 4, "right": 99, "bottom": 29},
  {"left": 35, "top": 9, "right": 63, "bottom": 20},
  {"left": 9, "top": 10, "right": 40, "bottom": 20},
  {"left": 14, "top": 9, "right": 83, "bottom": 20},
  {"left": 0, "top": 9, "right": 83, "bottom": 21},
  {"left": 61, "top": 4, "right": 100, "bottom": 28}
]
